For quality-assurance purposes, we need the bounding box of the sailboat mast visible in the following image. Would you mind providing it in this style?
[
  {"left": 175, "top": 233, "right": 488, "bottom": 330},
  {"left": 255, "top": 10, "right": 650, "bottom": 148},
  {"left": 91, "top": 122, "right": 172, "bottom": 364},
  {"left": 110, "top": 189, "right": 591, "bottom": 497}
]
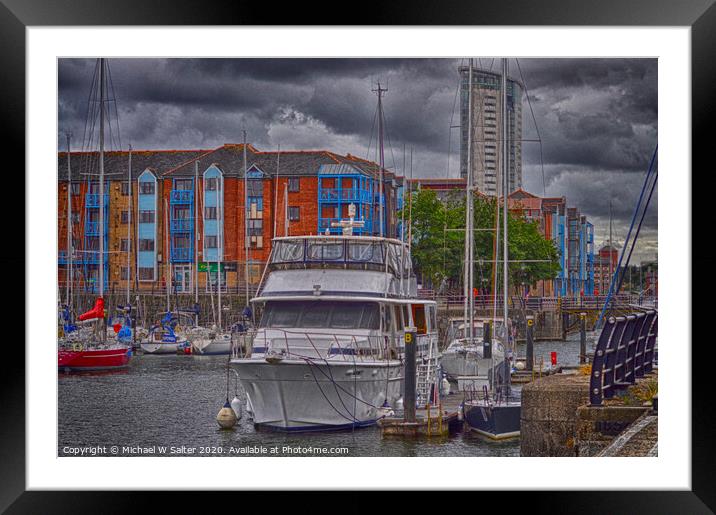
[
  {"left": 273, "top": 144, "right": 280, "bottom": 239},
  {"left": 217, "top": 172, "right": 222, "bottom": 332},
  {"left": 194, "top": 160, "right": 199, "bottom": 325},
  {"left": 463, "top": 59, "right": 474, "bottom": 340},
  {"left": 98, "top": 58, "right": 105, "bottom": 299},
  {"left": 165, "top": 198, "right": 170, "bottom": 312},
  {"left": 66, "top": 133, "right": 73, "bottom": 311},
  {"left": 243, "top": 131, "right": 249, "bottom": 307},
  {"left": 126, "top": 145, "right": 132, "bottom": 306},
  {"left": 502, "top": 58, "right": 511, "bottom": 390}
]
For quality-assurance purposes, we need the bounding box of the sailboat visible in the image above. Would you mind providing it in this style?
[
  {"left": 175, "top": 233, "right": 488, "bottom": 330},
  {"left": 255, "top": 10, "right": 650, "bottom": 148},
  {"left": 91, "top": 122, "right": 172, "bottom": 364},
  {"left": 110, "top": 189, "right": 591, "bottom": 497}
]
[
  {"left": 58, "top": 58, "right": 132, "bottom": 372},
  {"left": 461, "top": 58, "right": 521, "bottom": 439}
]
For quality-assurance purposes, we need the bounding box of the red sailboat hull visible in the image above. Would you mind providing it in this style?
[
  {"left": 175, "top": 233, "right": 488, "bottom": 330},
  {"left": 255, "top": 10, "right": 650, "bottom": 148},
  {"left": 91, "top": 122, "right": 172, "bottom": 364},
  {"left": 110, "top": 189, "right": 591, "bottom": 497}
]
[{"left": 58, "top": 347, "right": 131, "bottom": 371}]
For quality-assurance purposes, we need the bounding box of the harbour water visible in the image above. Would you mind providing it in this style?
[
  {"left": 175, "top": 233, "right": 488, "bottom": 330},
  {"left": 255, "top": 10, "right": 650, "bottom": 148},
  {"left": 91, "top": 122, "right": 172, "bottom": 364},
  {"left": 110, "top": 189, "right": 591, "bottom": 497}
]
[{"left": 58, "top": 334, "right": 584, "bottom": 457}]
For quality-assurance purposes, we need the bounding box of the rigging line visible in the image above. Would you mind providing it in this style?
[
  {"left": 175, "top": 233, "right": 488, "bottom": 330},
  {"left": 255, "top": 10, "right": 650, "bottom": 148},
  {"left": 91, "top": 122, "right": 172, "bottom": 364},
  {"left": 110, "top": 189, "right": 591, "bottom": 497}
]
[
  {"left": 380, "top": 106, "right": 398, "bottom": 175},
  {"left": 364, "top": 100, "right": 379, "bottom": 162},
  {"left": 515, "top": 59, "right": 546, "bottom": 196},
  {"left": 106, "top": 60, "right": 123, "bottom": 151},
  {"left": 615, "top": 170, "right": 658, "bottom": 295}
]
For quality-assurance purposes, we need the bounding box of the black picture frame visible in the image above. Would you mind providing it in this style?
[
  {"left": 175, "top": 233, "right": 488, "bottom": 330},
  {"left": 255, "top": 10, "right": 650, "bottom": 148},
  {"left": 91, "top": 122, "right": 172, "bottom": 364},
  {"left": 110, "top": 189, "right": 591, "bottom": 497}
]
[{"left": 3, "top": 0, "right": 710, "bottom": 511}]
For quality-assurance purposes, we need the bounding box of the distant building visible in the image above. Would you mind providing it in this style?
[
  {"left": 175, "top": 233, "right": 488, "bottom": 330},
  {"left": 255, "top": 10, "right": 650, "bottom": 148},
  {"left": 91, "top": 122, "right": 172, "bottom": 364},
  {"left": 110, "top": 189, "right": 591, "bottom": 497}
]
[
  {"left": 57, "top": 144, "right": 400, "bottom": 294},
  {"left": 593, "top": 244, "right": 619, "bottom": 295},
  {"left": 458, "top": 66, "right": 523, "bottom": 195}
]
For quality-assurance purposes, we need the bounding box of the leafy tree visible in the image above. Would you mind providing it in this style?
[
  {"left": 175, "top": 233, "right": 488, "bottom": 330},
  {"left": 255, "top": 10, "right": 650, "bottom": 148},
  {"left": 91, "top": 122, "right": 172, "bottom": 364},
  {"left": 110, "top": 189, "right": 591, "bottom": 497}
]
[{"left": 402, "top": 189, "right": 560, "bottom": 292}]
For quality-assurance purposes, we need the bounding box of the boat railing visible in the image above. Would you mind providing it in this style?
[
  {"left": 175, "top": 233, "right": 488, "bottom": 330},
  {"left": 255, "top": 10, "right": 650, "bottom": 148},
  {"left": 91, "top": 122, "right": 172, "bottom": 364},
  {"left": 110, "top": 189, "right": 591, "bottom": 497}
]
[
  {"left": 246, "top": 327, "right": 398, "bottom": 363},
  {"left": 230, "top": 330, "right": 256, "bottom": 360},
  {"left": 589, "top": 309, "right": 657, "bottom": 406}
]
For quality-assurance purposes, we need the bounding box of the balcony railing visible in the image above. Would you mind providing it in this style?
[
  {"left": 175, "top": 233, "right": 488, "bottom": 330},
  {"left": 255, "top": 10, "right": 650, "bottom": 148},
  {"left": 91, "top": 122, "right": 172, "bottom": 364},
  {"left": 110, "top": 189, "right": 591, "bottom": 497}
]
[
  {"left": 85, "top": 193, "right": 109, "bottom": 208},
  {"left": 318, "top": 188, "right": 371, "bottom": 203},
  {"left": 85, "top": 221, "right": 101, "bottom": 235},
  {"left": 171, "top": 247, "right": 192, "bottom": 262},
  {"left": 170, "top": 190, "right": 193, "bottom": 204},
  {"left": 170, "top": 219, "right": 193, "bottom": 232}
]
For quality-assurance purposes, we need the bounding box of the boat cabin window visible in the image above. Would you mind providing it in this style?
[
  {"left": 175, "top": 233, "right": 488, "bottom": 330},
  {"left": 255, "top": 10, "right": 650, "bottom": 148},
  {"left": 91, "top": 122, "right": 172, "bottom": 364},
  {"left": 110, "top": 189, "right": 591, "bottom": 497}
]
[
  {"left": 260, "top": 301, "right": 379, "bottom": 330},
  {"left": 307, "top": 241, "right": 344, "bottom": 261},
  {"left": 347, "top": 241, "right": 384, "bottom": 264},
  {"left": 273, "top": 241, "right": 305, "bottom": 262}
]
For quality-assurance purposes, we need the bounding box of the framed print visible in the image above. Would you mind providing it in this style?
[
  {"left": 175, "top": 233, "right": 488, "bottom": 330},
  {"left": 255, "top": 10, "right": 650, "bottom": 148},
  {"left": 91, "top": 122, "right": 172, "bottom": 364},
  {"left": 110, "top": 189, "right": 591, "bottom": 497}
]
[{"left": 4, "top": 0, "right": 712, "bottom": 511}]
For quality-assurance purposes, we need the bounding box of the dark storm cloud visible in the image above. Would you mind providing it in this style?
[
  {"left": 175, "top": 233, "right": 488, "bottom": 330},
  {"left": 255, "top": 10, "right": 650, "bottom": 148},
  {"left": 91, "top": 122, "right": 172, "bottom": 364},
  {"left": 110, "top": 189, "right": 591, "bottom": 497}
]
[{"left": 58, "top": 57, "right": 657, "bottom": 259}]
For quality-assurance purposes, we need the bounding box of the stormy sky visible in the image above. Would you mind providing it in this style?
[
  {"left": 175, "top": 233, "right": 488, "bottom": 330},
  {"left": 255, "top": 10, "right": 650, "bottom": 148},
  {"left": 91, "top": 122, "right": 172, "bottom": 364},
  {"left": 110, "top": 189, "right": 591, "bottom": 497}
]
[{"left": 58, "top": 58, "right": 658, "bottom": 263}]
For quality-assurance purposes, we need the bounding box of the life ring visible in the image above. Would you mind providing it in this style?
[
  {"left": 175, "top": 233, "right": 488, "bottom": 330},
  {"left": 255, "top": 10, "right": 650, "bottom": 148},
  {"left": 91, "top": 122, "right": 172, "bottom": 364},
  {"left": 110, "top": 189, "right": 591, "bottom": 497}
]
[{"left": 72, "top": 343, "right": 82, "bottom": 352}]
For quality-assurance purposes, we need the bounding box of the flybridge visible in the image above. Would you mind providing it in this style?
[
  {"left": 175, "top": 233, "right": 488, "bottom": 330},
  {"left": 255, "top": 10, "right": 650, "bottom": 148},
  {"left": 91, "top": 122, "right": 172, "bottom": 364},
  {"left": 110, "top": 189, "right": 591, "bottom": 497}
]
[
  {"left": 269, "top": 236, "right": 410, "bottom": 277},
  {"left": 257, "top": 235, "right": 417, "bottom": 300}
]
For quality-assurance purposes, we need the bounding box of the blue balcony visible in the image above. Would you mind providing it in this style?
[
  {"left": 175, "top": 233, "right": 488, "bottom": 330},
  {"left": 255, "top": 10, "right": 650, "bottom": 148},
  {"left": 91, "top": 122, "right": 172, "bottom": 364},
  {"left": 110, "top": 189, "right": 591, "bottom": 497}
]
[
  {"left": 319, "top": 188, "right": 371, "bottom": 203},
  {"left": 171, "top": 247, "right": 192, "bottom": 262},
  {"left": 85, "top": 193, "right": 109, "bottom": 208},
  {"left": 171, "top": 219, "right": 193, "bottom": 232},
  {"left": 85, "top": 221, "right": 100, "bottom": 235},
  {"left": 171, "top": 190, "right": 193, "bottom": 204}
]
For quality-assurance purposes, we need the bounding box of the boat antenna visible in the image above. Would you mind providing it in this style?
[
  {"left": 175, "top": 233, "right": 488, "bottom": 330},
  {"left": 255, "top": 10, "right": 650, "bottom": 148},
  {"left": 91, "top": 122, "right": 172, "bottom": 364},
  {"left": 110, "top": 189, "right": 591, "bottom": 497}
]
[{"left": 373, "top": 82, "right": 387, "bottom": 238}]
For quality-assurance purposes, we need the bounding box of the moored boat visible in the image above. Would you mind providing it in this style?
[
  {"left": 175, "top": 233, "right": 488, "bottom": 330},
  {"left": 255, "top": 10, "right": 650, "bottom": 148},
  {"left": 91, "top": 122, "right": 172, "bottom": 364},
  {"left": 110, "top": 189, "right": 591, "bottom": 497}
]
[{"left": 230, "top": 234, "right": 439, "bottom": 432}]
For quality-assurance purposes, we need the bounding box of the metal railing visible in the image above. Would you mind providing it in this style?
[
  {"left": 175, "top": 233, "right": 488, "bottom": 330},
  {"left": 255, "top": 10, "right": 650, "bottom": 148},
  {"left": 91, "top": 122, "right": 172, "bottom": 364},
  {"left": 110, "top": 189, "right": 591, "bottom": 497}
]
[
  {"left": 170, "top": 190, "right": 193, "bottom": 203},
  {"left": 589, "top": 310, "right": 658, "bottom": 406},
  {"left": 318, "top": 188, "right": 372, "bottom": 203},
  {"left": 170, "top": 219, "right": 193, "bottom": 232}
]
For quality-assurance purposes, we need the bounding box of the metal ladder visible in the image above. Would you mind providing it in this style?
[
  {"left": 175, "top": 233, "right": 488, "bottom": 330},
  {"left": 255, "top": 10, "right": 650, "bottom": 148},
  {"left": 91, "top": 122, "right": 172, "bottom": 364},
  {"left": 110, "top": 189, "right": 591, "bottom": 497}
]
[{"left": 415, "top": 336, "right": 440, "bottom": 406}]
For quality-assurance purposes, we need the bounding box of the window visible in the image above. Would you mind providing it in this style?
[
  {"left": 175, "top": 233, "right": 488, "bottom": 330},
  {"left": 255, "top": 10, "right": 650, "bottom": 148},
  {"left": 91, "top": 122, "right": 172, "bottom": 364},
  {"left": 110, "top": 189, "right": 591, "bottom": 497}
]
[
  {"left": 138, "top": 267, "right": 154, "bottom": 281},
  {"left": 120, "top": 239, "right": 130, "bottom": 252},
  {"left": 249, "top": 197, "right": 263, "bottom": 219},
  {"left": 288, "top": 206, "right": 300, "bottom": 221},
  {"left": 71, "top": 183, "right": 80, "bottom": 195},
  {"left": 86, "top": 236, "right": 99, "bottom": 250},
  {"left": 174, "top": 178, "right": 193, "bottom": 191},
  {"left": 173, "top": 234, "right": 191, "bottom": 248},
  {"left": 139, "top": 182, "right": 155, "bottom": 195},
  {"left": 120, "top": 266, "right": 130, "bottom": 280},
  {"left": 71, "top": 212, "right": 80, "bottom": 224},
  {"left": 205, "top": 177, "right": 218, "bottom": 191},
  {"left": 121, "top": 182, "right": 130, "bottom": 196},
  {"left": 204, "top": 206, "right": 217, "bottom": 220},
  {"left": 121, "top": 211, "right": 129, "bottom": 224},
  {"left": 247, "top": 180, "right": 263, "bottom": 196},
  {"left": 250, "top": 235, "right": 263, "bottom": 249},
  {"left": 173, "top": 206, "right": 191, "bottom": 219},
  {"left": 259, "top": 301, "right": 379, "bottom": 329},
  {"left": 288, "top": 177, "right": 300, "bottom": 192},
  {"left": 205, "top": 235, "right": 218, "bottom": 249},
  {"left": 139, "top": 210, "right": 155, "bottom": 223},
  {"left": 248, "top": 219, "right": 263, "bottom": 236},
  {"left": 139, "top": 239, "right": 154, "bottom": 251}
]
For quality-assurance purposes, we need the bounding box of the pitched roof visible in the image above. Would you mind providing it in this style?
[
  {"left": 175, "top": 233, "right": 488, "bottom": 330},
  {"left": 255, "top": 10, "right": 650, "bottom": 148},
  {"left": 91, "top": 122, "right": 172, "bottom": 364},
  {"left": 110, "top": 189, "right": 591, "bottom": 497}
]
[
  {"left": 162, "top": 144, "right": 396, "bottom": 180},
  {"left": 57, "top": 149, "right": 211, "bottom": 181}
]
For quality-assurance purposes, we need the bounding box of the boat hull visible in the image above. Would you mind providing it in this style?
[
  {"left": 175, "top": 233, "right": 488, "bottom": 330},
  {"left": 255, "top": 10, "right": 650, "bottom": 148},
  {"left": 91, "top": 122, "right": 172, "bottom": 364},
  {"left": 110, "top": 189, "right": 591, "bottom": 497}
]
[
  {"left": 140, "top": 342, "right": 180, "bottom": 354},
  {"left": 463, "top": 401, "right": 521, "bottom": 440},
  {"left": 231, "top": 358, "right": 402, "bottom": 432},
  {"left": 58, "top": 347, "right": 131, "bottom": 371},
  {"left": 441, "top": 351, "right": 479, "bottom": 380},
  {"left": 192, "top": 338, "right": 231, "bottom": 355}
]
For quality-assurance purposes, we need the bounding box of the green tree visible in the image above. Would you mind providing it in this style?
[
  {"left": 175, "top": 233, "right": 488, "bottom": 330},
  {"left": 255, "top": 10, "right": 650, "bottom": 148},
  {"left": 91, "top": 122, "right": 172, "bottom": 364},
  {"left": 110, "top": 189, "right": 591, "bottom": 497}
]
[{"left": 402, "top": 189, "right": 560, "bottom": 292}]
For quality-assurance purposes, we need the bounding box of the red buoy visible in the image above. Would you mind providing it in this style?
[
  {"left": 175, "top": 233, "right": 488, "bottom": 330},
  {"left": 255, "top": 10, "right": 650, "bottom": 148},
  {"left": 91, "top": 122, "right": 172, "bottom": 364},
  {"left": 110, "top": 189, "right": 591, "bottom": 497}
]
[{"left": 550, "top": 351, "right": 557, "bottom": 366}]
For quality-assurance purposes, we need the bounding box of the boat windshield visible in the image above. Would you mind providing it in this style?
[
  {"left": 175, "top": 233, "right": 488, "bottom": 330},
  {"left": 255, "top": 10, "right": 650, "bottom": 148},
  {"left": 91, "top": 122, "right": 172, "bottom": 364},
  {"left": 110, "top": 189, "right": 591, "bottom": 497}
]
[{"left": 260, "top": 301, "right": 380, "bottom": 330}]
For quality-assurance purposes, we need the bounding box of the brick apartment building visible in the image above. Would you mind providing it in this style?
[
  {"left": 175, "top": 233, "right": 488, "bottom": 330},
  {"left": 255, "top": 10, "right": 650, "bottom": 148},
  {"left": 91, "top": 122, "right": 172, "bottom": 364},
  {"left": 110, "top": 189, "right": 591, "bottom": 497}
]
[{"left": 58, "top": 144, "right": 402, "bottom": 294}]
